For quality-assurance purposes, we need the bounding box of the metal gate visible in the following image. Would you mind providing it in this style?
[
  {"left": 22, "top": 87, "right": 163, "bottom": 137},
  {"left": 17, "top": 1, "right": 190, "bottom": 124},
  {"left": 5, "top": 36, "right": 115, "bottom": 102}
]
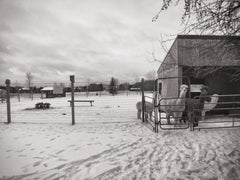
[
  {"left": 139, "top": 76, "right": 191, "bottom": 132},
  {"left": 192, "top": 94, "right": 240, "bottom": 131},
  {"left": 142, "top": 95, "right": 159, "bottom": 132},
  {"left": 158, "top": 97, "right": 190, "bottom": 130}
]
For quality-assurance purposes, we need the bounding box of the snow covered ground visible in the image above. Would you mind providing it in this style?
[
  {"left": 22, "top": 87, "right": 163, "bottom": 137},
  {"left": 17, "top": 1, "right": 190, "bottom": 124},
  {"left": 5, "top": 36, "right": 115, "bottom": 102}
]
[{"left": 0, "top": 93, "right": 240, "bottom": 179}]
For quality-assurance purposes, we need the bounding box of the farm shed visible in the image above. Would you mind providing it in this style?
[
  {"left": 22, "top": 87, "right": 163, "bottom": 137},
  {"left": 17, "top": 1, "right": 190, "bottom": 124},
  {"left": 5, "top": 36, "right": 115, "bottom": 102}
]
[
  {"left": 157, "top": 35, "right": 240, "bottom": 98},
  {"left": 41, "top": 87, "right": 54, "bottom": 98},
  {"left": 41, "top": 84, "right": 66, "bottom": 98},
  {"left": 21, "top": 87, "right": 30, "bottom": 93}
]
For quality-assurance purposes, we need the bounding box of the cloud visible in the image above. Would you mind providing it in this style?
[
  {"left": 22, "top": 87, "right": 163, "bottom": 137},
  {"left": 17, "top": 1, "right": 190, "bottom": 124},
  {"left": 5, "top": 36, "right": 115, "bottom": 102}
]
[{"left": 0, "top": 0, "right": 183, "bottom": 86}]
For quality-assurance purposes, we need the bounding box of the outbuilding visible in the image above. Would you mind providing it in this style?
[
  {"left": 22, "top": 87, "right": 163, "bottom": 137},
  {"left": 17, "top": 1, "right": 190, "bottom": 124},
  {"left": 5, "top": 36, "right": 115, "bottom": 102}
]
[
  {"left": 40, "top": 84, "right": 66, "bottom": 98},
  {"left": 157, "top": 35, "right": 240, "bottom": 98},
  {"left": 41, "top": 87, "right": 54, "bottom": 98}
]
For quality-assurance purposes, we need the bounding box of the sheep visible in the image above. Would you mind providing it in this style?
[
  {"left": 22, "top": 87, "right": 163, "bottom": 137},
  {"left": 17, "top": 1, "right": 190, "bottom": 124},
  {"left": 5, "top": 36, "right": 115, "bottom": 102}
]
[
  {"left": 136, "top": 101, "right": 154, "bottom": 120},
  {"left": 201, "top": 94, "right": 219, "bottom": 120},
  {"left": 159, "top": 84, "right": 189, "bottom": 124}
]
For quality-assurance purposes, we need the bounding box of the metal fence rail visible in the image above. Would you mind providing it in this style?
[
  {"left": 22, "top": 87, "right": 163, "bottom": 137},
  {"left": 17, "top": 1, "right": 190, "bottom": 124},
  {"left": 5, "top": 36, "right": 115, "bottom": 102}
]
[{"left": 193, "top": 94, "right": 240, "bottom": 131}]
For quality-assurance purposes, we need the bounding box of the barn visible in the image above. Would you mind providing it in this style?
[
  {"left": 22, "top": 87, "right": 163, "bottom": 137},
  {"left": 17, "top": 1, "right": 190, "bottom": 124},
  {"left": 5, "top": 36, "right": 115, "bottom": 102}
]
[
  {"left": 40, "top": 84, "right": 66, "bottom": 98},
  {"left": 41, "top": 87, "right": 54, "bottom": 98},
  {"left": 157, "top": 35, "right": 240, "bottom": 98}
]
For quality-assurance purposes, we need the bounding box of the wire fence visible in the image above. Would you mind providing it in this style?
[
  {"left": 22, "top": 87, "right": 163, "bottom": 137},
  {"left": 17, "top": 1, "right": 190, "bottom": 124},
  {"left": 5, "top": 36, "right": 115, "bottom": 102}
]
[
  {"left": 0, "top": 77, "right": 153, "bottom": 125},
  {"left": 2, "top": 76, "right": 240, "bottom": 132}
]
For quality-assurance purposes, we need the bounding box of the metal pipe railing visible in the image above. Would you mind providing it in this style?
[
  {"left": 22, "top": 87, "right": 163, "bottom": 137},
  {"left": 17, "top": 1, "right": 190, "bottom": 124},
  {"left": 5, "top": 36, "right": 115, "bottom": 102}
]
[{"left": 192, "top": 94, "right": 240, "bottom": 130}]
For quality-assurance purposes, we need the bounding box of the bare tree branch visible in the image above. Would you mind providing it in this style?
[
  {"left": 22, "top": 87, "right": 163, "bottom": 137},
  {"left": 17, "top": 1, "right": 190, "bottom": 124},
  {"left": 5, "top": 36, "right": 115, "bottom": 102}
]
[
  {"left": 145, "top": 70, "right": 157, "bottom": 80},
  {"left": 153, "top": 0, "right": 240, "bottom": 36}
]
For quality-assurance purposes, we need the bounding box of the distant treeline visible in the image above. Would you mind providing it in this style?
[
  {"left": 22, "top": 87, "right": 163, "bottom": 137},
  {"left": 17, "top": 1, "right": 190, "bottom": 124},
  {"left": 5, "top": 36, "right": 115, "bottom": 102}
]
[
  {"left": 0, "top": 86, "right": 44, "bottom": 93},
  {"left": 67, "top": 80, "right": 155, "bottom": 92},
  {"left": 0, "top": 80, "right": 155, "bottom": 93}
]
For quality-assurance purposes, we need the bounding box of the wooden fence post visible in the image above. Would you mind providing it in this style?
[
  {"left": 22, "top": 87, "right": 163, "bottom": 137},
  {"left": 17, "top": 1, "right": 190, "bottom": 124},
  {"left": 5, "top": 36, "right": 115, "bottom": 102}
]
[
  {"left": 17, "top": 88, "right": 20, "bottom": 102},
  {"left": 5, "top": 79, "right": 11, "bottom": 124},
  {"left": 31, "top": 88, "right": 33, "bottom": 100},
  {"left": 70, "top": 75, "right": 75, "bottom": 125},
  {"left": 141, "top": 78, "right": 145, "bottom": 123}
]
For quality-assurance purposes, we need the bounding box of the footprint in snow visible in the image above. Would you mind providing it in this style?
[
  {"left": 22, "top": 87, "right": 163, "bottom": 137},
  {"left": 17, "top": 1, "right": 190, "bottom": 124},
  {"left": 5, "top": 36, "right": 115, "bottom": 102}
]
[{"left": 33, "top": 161, "right": 41, "bottom": 167}]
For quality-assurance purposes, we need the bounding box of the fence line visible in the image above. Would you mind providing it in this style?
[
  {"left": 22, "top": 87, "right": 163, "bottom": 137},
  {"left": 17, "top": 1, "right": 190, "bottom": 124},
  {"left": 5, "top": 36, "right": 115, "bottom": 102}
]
[
  {"left": 2, "top": 77, "right": 240, "bottom": 133},
  {"left": 0, "top": 76, "right": 149, "bottom": 125}
]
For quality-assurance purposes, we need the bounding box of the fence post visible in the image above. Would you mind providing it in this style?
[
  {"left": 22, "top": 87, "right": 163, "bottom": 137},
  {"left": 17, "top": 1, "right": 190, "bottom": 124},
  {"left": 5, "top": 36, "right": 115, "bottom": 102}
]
[
  {"left": 232, "top": 96, "right": 235, "bottom": 127},
  {"left": 141, "top": 78, "right": 145, "bottom": 123},
  {"left": 31, "top": 88, "right": 33, "bottom": 100},
  {"left": 5, "top": 79, "right": 11, "bottom": 124},
  {"left": 70, "top": 75, "right": 75, "bottom": 125},
  {"left": 17, "top": 88, "right": 20, "bottom": 102},
  {"left": 153, "top": 91, "right": 158, "bottom": 133}
]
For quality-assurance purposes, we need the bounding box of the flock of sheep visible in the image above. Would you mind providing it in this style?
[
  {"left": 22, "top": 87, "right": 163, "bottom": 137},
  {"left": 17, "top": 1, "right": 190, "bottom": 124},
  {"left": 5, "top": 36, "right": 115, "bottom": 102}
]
[{"left": 136, "top": 84, "right": 219, "bottom": 126}]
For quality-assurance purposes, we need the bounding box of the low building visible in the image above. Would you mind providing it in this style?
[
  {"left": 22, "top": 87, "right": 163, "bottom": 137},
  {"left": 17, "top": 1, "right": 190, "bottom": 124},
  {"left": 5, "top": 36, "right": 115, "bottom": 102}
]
[
  {"left": 21, "top": 87, "right": 30, "bottom": 93},
  {"left": 41, "top": 84, "right": 66, "bottom": 98},
  {"left": 41, "top": 87, "right": 54, "bottom": 98},
  {"left": 157, "top": 35, "right": 240, "bottom": 98}
]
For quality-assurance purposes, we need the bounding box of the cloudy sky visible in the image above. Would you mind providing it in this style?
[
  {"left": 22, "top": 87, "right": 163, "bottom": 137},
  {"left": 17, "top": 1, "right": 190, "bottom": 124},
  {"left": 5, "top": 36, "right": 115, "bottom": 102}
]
[{"left": 0, "top": 0, "right": 184, "bottom": 86}]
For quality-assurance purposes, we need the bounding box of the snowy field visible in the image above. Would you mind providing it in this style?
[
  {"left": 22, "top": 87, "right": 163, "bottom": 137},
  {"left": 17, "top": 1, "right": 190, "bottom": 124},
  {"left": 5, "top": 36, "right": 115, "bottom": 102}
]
[{"left": 1, "top": 93, "right": 240, "bottom": 179}]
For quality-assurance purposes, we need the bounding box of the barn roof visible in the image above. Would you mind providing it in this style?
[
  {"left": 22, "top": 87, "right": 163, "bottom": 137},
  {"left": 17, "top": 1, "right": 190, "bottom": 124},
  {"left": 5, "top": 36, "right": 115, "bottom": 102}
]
[
  {"left": 41, "top": 87, "right": 53, "bottom": 91},
  {"left": 177, "top": 34, "right": 240, "bottom": 40}
]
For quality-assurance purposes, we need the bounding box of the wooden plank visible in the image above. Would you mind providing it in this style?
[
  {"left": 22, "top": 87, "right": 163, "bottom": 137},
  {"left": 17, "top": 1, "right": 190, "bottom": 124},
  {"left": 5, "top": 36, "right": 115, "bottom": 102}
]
[
  {"left": 68, "top": 100, "right": 94, "bottom": 102},
  {"left": 68, "top": 100, "right": 94, "bottom": 106}
]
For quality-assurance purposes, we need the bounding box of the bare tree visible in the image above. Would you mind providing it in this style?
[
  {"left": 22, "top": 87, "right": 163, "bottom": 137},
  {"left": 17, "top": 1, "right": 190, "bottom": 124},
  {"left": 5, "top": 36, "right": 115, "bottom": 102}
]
[
  {"left": 86, "top": 78, "right": 91, "bottom": 97},
  {"left": 147, "top": 35, "right": 178, "bottom": 65},
  {"left": 152, "top": 0, "right": 240, "bottom": 36},
  {"left": 26, "top": 72, "right": 33, "bottom": 89},
  {"left": 134, "top": 75, "right": 140, "bottom": 83},
  {"left": 109, "top": 77, "right": 118, "bottom": 95},
  {"left": 145, "top": 70, "right": 157, "bottom": 80},
  {"left": 26, "top": 72, "right": 33, "bottom": 98}
]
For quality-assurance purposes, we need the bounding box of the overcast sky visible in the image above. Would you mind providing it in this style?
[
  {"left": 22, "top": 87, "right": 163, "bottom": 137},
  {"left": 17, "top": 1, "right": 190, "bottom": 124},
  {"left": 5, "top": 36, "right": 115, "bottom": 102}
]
[{"left": 0, "top": 0, "right": 184, "bottom": 86}]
